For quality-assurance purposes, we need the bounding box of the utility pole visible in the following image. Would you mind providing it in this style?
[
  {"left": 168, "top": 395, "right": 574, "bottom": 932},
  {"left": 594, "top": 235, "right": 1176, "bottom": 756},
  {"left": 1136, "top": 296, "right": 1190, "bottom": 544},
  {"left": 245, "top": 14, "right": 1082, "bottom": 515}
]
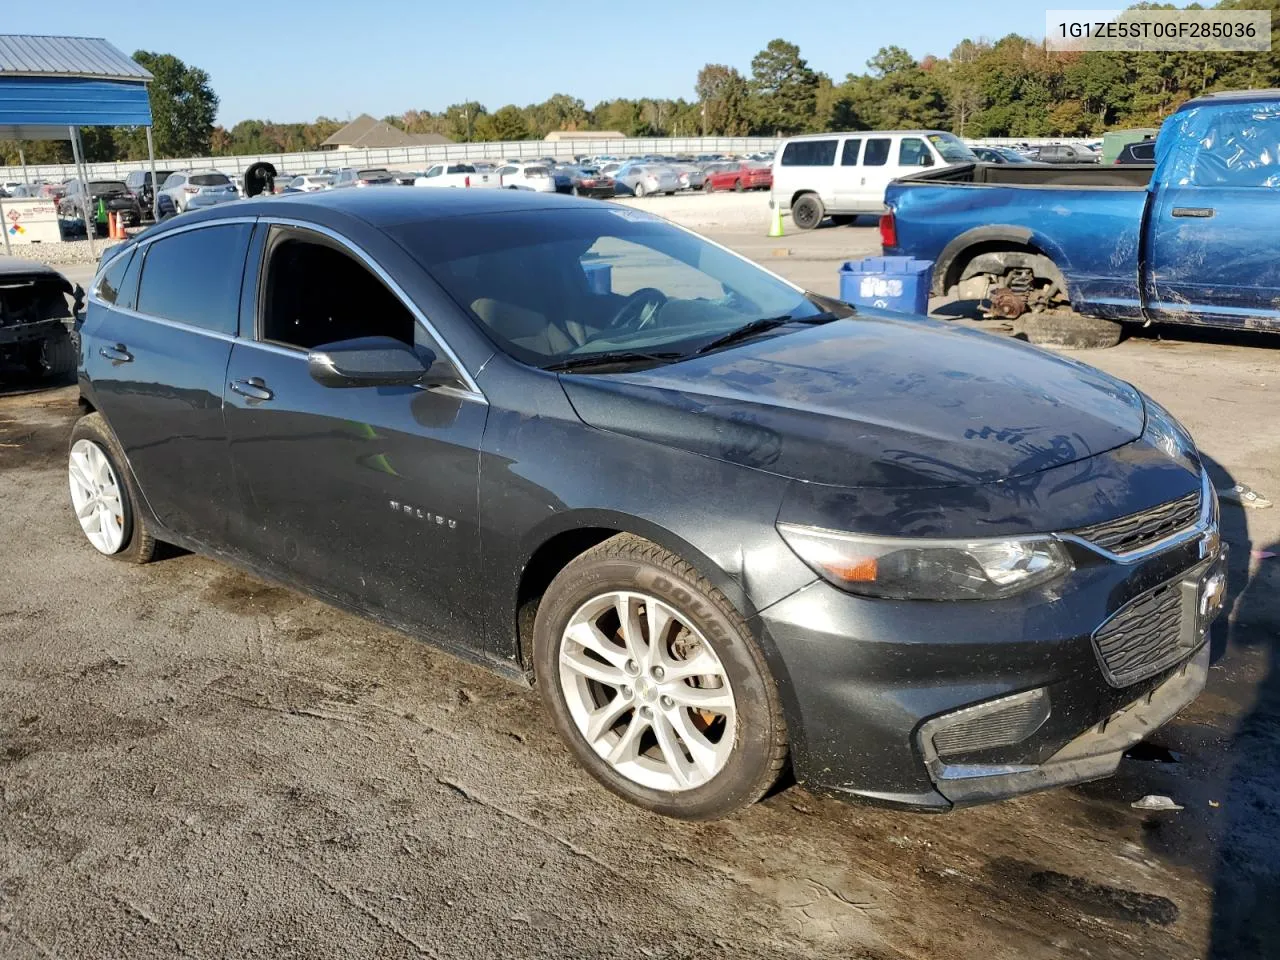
[{"left": 701, "top": 102, "right": 707, "bottom": 138}]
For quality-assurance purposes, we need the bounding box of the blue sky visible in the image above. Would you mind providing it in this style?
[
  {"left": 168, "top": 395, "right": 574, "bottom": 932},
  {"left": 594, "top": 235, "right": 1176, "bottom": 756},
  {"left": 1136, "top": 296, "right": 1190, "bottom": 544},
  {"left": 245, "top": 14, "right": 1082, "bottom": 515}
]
[{"left": 9, "top": 2, "right": 1140, "bottom": 125}]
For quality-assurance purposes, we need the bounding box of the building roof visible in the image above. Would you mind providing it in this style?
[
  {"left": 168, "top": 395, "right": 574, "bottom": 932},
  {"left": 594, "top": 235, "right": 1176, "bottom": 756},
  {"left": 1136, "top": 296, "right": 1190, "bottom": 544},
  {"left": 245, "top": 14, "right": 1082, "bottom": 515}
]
[
  {"left": 0, "top": 35, "right": 151, "bottom": 81},
  {"left": 321, "top": 114, "right": 379, "bottom": 147},
  {"left": 321, "top": 114, "right": 453, "bottom": 149}
]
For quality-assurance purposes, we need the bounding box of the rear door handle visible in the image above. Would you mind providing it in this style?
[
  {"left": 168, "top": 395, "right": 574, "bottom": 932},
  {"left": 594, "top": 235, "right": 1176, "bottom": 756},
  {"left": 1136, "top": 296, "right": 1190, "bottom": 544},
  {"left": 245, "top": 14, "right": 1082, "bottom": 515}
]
[
  {"left": 98, "top": 343, "right": 132, "bottom": 364},
  {"left": 1172, "top": 207, "right": 1215, "bottom": 218},
  {"left": 229, "top": 377, "right": 274, "bottom": 402}
]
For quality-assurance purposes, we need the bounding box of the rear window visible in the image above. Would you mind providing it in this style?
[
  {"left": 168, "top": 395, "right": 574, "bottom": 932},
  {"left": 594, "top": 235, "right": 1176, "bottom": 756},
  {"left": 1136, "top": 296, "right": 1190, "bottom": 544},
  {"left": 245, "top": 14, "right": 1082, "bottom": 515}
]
[
  {"left": 524, "top": 166, "right": 549, "bottom": 175},
  {"left": 358, "top": 169, "right": 390, "bottom": 179},
  {"left": 190, "top": 174, "right": 230, "bottom": 186},
  {"left": 446, "top": 165, "right": 476, "bottom": 174},
  {"left": 780, "top": 140, "right": 837, "bottom": 167},
  {"left": 136, "top": 224, "right": 251, "bottom": 334},
  {"left": 91, "top": 181, "right": 127, "bottom": 192}
]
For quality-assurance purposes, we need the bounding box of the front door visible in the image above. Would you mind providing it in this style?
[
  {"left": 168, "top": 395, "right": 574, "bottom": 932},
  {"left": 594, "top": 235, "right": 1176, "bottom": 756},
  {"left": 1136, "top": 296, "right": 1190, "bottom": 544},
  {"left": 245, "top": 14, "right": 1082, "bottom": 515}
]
[
  {"left": 222, "top": 225, "right": 489, "bottom": 652},
  {"left": 1145, "top": 104, "right": 1280, "bottom": 329},
  {"left": 81, "top": 221, "right": 254, "bottom": 548}
]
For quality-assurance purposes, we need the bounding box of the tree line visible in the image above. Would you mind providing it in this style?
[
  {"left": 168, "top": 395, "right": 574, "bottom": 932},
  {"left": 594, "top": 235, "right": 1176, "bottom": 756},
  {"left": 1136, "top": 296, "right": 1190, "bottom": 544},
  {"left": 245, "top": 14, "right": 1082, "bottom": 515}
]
[{"left": 3, "top": 0, "right": 1277, "bottom": 168}]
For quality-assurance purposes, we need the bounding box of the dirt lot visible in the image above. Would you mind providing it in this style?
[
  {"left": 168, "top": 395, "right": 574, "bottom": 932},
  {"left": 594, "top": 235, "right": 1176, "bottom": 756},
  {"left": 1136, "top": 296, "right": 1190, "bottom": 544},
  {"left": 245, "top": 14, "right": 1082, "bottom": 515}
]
[{"left": 2, "top": 227, "right": 1279, "bottom": 960}]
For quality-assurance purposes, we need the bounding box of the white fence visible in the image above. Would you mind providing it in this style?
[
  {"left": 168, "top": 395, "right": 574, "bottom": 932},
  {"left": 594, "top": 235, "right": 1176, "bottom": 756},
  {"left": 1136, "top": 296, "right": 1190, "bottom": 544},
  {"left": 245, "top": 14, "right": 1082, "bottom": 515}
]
[
  {"left": 1, "top": 137, "right": 783, "bottom": 182},
  {"left": 0, "top": 134, "right": 1109, "bottom": 182}
]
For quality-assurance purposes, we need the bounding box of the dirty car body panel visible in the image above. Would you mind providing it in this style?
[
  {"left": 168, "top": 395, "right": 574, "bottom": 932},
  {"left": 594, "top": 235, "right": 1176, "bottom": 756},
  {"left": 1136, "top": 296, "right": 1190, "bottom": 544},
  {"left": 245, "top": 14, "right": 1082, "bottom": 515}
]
[{"left": 77, "top": 189, "right": 1224, "bottom": 811}]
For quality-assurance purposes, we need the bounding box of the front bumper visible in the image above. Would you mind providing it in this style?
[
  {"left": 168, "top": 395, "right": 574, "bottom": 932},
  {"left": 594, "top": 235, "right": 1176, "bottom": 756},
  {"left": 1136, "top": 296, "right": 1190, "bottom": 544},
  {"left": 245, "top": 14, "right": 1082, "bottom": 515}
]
[{"left": 754, "top": 504, "right": 1225, "bottom": 811}]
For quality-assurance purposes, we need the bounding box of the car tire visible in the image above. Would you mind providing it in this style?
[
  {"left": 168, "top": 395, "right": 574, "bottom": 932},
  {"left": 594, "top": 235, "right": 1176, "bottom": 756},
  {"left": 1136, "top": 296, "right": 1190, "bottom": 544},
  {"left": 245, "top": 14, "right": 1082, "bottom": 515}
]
[
  {"left": 38, "top": 327, "right": 78, "bottom": 379},
  {"left": 703, "top": 181, "right": 715, "bottom": 193},
  {"left": 791, "top": 193, "right": 824, "bottom": 230},
  {"left": 634, "top": 182, "right": 647, "bottom": 198},
  {"left": 534, "top": 533, "right": 789, "bottom": 820},
  {"left": 1014, "top": 311, "right": 1124, "bottom": 349},
  {"left": 733, "top": 179, "right": 743, "bottom": 192},
  {"left": 67, "top": 412, "right": 158, "bottom": 564}
]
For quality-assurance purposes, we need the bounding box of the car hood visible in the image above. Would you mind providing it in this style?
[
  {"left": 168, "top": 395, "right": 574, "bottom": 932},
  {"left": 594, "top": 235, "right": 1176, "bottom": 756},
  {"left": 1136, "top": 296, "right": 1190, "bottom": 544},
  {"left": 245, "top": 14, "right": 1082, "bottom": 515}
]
[{"left": 559, "top": 316, "right": 1145, "bottom": 489}]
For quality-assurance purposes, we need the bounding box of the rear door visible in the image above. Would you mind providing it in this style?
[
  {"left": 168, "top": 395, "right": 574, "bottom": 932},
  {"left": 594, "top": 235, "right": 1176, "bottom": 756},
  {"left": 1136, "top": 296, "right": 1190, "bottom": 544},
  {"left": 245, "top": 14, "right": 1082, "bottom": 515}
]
[
  {"left": 1145, "top": 104, "right": 1280, "bottom": 329},
  {"left": 80, "top": 220, "right": 255, "bottom": 547},
  {"left": 831, "top": 137, "right": 863, "bottom": 211},
  {"left": 222, "top": 224, "right": 489, "bottom": 650},
  {"left": 854, "top": 136, "right": 895, "bottom": 212}
]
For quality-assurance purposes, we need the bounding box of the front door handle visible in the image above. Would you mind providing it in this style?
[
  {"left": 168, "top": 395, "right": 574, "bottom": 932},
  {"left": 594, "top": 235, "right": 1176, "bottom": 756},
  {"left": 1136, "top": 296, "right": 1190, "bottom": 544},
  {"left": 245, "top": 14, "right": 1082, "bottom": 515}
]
[
  {"left": 1172, "top": 207, "right": 1215, "bottom": 218},
  {"left": 98, "top": 343, "right": 132, "bottom": 364},
  {"left": 229, "top": 377, "right": 274, "bottom": 403}
]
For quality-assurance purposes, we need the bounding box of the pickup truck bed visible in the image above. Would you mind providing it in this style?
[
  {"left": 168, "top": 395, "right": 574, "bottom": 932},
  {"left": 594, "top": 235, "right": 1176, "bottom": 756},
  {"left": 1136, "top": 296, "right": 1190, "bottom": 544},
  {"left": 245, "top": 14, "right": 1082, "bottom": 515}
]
[{"left": 883, "top": 89, "right": 1280, "bottom": 336}]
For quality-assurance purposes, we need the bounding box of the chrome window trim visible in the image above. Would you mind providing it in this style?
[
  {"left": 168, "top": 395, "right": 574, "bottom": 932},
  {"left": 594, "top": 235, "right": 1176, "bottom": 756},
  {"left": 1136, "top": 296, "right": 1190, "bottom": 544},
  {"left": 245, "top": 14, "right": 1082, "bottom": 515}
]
[
  {"left": 84, "top": 302, "right": 239, "bottom": 343},
  {"left": 1059, "top": 470, "right": 1215, "bottom": 564},
  {"left": 256, "top": 216, "right": 487, "bottom": 404}
]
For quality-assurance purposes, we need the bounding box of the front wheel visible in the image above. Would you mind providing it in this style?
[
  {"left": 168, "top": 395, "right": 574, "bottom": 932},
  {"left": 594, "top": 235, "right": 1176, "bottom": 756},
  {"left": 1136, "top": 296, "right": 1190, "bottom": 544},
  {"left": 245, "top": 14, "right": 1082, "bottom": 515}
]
[
  {"left": 791, "top": 193, "right": 824, "bottom": 230},
  {"left": 733, "top": 179, "right": 743, "bottom": 193},
  {"left": 534, "top": 534, "right": 788, "bottom": 820},
  {"left": 633, "top": 182, "right": 647, "bottom": 198}
]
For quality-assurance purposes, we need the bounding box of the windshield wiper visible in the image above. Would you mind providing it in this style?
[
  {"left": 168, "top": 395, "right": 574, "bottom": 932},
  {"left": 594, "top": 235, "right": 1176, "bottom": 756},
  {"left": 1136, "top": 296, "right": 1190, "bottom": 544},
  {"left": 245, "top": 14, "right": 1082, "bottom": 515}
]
[
  {"left": 694, "top": 311, "right": 840, "bottom": 355},
  {"left": 543, "top": 349, "right": 686, "bottom": 372}
]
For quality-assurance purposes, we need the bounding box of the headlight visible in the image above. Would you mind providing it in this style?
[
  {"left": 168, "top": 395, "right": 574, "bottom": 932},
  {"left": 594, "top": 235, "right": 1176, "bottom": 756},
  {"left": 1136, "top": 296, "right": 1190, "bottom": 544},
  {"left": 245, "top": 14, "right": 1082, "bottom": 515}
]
[
  {"left": 1142, "top": 395, "right": 1199, "bottom": 469},
  {"left": 777, "top": 523, "right": 1074, "bottom": 601}
]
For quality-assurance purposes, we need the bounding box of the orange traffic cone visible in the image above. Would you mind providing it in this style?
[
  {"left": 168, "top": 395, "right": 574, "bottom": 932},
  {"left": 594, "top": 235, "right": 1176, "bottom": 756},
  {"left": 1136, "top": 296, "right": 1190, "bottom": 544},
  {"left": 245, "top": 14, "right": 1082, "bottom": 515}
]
[{"left": 107, "top": 212, "right": 117, "bottom": 239}]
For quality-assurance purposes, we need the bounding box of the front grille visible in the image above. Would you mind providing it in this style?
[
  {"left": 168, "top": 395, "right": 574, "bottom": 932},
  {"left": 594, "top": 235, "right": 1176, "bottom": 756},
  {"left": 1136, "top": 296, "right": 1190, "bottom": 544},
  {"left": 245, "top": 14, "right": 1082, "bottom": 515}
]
[
  {"left": 1073, "top": 491, "right": 1200, "bottom": 555},
  {"left": 1093, "top": 577, "right": 1186, "bottom": 686}
]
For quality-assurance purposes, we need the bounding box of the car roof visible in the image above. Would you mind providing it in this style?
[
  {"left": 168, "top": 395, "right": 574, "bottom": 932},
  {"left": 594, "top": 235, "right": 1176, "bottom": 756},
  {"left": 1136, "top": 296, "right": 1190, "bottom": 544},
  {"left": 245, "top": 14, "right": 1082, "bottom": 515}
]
[
  {"left": 155, "top": 185, "right": 595, "bottom": 233},
  {"left": 780, "top": 130, "right": 952, "bottom": 140},
  {"left": 1179, "top": 88, "right": 1280, "bottom": 109}
]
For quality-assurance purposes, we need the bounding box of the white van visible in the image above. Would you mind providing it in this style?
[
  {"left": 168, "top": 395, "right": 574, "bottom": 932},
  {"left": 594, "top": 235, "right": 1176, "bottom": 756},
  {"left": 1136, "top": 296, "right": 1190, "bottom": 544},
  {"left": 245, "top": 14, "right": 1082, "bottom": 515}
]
[{"left": 770, "top": 130, "right": 978, "bottom": 229}]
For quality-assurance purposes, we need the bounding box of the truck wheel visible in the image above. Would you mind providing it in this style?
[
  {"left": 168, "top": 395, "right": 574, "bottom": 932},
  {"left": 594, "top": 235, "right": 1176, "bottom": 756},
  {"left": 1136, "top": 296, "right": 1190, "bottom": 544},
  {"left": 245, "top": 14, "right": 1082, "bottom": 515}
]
[
  {"left": 1014, "top": 312, "right": 1124, "bottom": 349},
  {"left": 534, "top": 533, "right": 789, "bottom": 820},
  {"left": 791, "top": 194, "right": 824, "bottom": 230}
]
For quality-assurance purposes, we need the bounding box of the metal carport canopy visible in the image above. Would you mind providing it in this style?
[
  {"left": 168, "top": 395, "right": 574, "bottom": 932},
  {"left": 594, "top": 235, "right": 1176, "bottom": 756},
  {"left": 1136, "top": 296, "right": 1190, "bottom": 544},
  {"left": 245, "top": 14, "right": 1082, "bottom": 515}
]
[
  {"left": 0, "top": 35, "right": 152, "bottom": 135},
  {"left": 0, "top": 35, "right": 154, "bottom": 255}
]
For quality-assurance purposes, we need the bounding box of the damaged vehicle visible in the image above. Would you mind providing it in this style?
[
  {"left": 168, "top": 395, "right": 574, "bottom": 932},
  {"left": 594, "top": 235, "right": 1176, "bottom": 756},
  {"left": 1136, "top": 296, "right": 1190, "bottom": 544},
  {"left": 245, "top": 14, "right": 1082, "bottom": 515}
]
[
  {"left": 71, "top": 189, "right": 1224, "bottom": 819},
  {"left": 882, "top": 89, "right": 1280, "bottom": 347},
  {"left": 0, "top": 257, "right": 82, "bottom": 382}
]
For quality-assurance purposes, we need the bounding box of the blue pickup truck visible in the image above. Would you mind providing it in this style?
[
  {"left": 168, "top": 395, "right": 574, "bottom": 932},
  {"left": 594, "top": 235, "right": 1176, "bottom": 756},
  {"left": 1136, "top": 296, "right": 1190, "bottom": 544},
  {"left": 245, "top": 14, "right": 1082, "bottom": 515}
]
[{"left": 882, "top": 89, "right": 1280, "bottom": 344}]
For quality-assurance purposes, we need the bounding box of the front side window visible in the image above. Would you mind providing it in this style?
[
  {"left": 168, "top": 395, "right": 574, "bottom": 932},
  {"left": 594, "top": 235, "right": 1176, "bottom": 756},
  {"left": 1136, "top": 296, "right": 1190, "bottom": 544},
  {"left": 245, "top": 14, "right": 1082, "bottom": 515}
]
[
  {"left": 136, "top": 224, "right": 252, "bottom": 334},
  {"left": 392, "top": 208, "right": 832, "bottom": 368},
  {"left": 898, "top": 138, "right": 933, "bottom": 167},
  {"left": 863, "top": 139, "right": 891, "bottom": 166},
  {"left": 780, "top": 139, "right": 838, "bottom": 167}
]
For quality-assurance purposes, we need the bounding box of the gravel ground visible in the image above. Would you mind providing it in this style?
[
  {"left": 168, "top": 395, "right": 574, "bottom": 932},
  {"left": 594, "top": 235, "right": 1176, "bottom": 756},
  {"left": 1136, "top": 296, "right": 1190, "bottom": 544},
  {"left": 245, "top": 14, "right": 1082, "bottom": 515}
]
[
  {"left": 2, "top": 224, "right": 1279, "bottom": 960},
  {"left": 2, "top": 237, "right": 124, "bottom": 267}
]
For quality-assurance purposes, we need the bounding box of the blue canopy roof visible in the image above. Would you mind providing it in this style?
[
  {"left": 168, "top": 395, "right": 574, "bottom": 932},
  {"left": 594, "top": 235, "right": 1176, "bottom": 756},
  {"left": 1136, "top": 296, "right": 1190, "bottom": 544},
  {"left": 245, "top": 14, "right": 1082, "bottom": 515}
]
[{"left": 0, "top": 35, "right": 152, "bottom": 138}]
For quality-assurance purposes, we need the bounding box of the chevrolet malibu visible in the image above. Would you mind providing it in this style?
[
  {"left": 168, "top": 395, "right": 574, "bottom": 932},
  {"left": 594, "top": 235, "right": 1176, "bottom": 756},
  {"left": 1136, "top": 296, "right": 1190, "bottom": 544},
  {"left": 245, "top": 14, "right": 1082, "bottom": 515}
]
[{"left": 71, "top": 190, "right": 1225, "bottom": 819}]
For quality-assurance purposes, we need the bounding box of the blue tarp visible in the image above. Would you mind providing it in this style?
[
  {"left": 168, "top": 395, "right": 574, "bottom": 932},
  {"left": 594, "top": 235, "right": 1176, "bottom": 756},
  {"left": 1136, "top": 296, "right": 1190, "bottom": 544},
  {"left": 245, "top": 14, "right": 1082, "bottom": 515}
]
[{"left": 0, "top": 76, "right": 151, "bottom": 135}]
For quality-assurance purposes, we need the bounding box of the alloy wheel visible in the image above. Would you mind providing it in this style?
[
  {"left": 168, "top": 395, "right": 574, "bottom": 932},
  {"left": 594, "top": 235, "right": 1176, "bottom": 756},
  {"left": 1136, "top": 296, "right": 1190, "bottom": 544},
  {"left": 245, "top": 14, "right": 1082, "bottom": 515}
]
[
  {"left": 558, "top": 591, "right": 737, "bottom": 792},
  {"left": 68, "top": 439, "right": 126, "bottom": 554}
]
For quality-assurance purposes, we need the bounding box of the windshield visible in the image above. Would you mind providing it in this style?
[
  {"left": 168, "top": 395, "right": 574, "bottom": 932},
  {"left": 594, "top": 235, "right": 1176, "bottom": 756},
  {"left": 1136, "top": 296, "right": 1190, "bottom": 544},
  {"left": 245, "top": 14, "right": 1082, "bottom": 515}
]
[
  {"left": 393, "top": 208, "right": 825, "bottom": 368},
  {"left": 927, "top": 133, "right": 979, "bottom": 163}
]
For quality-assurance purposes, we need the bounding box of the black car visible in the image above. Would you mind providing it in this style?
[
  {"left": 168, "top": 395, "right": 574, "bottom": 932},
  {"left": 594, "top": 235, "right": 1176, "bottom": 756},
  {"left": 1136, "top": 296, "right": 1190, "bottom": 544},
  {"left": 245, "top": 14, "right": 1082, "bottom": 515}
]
[
  {"left": 71, "top": 190, "right": 1225, "bottom": 819},
  {"left": 124, "top": 169, "right": 175, "bottom": 218},
  {"left": 1025, "top": 143, "right": 1099, "bottom": 164},
  {"left": 0, "top": 258, "right": 81, "bottom": 382},
  {"left": 58, "top": 179, "right": 143, "bottom": 235},
  {"left": 1115, "top": 140, "right": 1157, "bottom": 164}
]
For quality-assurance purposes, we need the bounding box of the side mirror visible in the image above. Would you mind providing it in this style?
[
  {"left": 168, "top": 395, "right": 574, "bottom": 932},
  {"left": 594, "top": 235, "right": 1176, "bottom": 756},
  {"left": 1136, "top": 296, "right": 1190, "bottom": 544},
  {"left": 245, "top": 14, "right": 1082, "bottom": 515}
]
[{"left": 307, "top": 336, "right": 449, "bottom": 388}]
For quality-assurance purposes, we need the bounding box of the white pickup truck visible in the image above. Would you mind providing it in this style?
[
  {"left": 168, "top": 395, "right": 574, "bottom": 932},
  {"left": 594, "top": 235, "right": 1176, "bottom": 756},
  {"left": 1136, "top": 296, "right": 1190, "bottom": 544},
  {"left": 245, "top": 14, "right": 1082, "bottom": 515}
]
[{"left": 412, "top": 163, "right": 501, "bottom": 189}]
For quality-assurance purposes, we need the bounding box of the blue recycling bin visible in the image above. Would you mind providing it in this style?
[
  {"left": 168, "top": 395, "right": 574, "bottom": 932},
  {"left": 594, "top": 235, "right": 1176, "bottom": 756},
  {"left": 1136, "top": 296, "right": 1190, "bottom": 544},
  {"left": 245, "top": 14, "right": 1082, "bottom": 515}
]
[
  {"left": 582, "top": 261, "right": 612, "bottom": 295},
  {"left": 839, "top": 257, "right": 933, "bottom": 316}
]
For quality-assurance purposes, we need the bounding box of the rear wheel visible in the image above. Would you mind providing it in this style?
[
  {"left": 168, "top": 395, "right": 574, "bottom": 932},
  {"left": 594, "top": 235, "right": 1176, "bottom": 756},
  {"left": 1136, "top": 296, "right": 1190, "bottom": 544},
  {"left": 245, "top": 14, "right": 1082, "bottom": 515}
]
[
  {"left": 38, "top": 328, "right": 77, "bottom": 379},
  {"left": 704, "top": 180, "right": 715, "bottom": 193},
  {"left": 791, "top": 193, "right": 824, "bottom": 230},
  {"left": 67, "top": 413, "right": 157, "bottom": 563},
  {"left": 534, "top": 534, "right": 788, "bottom": 820}
]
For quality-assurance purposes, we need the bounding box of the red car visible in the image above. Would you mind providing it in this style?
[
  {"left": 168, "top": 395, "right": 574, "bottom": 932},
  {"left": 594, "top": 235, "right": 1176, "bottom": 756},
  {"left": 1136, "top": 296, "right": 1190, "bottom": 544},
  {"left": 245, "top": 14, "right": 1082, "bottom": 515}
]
[{"left": 703, "top": 162, "right": 772, "bottom": 193}]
